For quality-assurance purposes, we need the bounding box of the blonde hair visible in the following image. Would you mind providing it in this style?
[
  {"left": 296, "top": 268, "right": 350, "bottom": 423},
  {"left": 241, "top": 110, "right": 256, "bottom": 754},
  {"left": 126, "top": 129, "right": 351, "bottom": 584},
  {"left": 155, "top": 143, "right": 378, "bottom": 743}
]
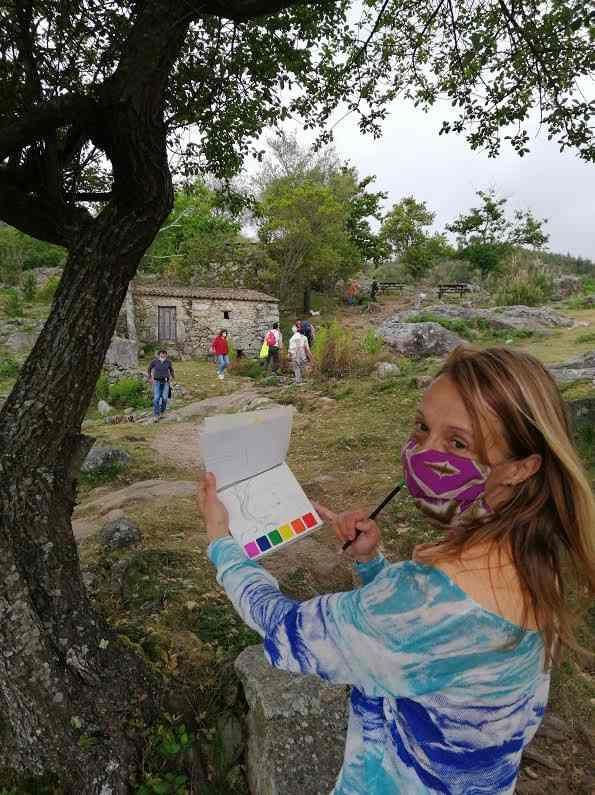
[{"left": 416, "top": 346, "right": 595, "bottom": 667}]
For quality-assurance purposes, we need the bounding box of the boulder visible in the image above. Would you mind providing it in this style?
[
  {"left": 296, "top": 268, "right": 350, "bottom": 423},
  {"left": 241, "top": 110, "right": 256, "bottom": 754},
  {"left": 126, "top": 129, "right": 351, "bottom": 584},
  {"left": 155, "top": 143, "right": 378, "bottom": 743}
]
[
  {"left": 395, "top": 304, "right": 573, "bottom": 333},
  {"left": 378, "top": 321, "right": 464, "bottom": 358},
  {"left": 81, "top": 445, "right": 130, "bottom": 474},
  {"left": 98, "top": 517, "right": 142, "bottom": 549},
  {"left": 549, "top": 352, "right": 595, "bottom": 384},
  {"left": 4, "top": 330, "right": 38, "bottom": 354},
  {"left": 375, "top": 361, "right": 400, "bottom": 378},
  {"left": 235, "top": 645, "right": 348, "bottom": 795},
  {"left": 105, "top": 336, "right": 139, "bottom": 370}
]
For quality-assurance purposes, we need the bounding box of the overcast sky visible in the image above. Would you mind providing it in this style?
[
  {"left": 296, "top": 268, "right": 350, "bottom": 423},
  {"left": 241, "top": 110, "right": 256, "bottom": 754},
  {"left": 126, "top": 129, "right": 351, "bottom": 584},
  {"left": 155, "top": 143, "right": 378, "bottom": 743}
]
[{"left": 267, "top": 98, "right": 594, "bottom": 260}]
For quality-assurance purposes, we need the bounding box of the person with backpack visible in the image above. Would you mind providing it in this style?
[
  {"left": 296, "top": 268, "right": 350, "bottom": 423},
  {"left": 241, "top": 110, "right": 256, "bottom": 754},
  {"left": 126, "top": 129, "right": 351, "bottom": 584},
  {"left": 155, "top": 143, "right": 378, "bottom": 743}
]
[
  {"left": 147, "top": 348, "right": 175, "bottom": 422},
  {"left": 288, "top": 324, "right": 312, "bottom": 385},
  {"left": 211, "top": 329, "right": 230, "bottom": 380},
  {"left": 264, "top": 322, "right": 283, "bottom": 373},
  {"left": 297, "top": 318, "right": 315, "bottom": 347}
]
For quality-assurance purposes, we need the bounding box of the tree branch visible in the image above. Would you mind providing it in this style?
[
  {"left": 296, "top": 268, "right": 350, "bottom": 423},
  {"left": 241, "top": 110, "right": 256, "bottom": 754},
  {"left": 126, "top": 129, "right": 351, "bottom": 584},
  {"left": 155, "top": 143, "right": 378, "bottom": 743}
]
[
  {"left": 0, "top": 167, "right": 93, "bottom": 246},
  {"left": 194, "top": 0, "right": 311, "bottom": 21},
  {"left": 0, "top": 94, "right": 98, "bottom": 160}
]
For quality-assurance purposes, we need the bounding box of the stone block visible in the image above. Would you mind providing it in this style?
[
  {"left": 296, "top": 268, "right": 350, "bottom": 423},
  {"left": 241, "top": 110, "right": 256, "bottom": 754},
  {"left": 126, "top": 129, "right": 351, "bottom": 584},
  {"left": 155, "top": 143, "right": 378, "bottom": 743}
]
[{"left": 235, "top": 645, "right": 348, "bottom": 795}]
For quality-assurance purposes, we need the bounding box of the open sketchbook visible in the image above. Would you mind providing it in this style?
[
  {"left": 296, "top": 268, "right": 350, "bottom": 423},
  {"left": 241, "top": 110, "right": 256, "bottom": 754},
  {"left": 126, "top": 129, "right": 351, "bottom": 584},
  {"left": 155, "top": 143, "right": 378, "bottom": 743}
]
[{"left": 200, "top": 407, "right": 323, "bottom": 559}]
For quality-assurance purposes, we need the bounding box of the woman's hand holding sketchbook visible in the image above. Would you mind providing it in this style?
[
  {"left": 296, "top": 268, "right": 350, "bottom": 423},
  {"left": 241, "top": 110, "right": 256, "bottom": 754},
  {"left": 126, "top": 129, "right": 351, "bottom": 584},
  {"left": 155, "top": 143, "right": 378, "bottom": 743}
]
[{"left": 200, "top": 408, "right": 323, "bottom": 559}]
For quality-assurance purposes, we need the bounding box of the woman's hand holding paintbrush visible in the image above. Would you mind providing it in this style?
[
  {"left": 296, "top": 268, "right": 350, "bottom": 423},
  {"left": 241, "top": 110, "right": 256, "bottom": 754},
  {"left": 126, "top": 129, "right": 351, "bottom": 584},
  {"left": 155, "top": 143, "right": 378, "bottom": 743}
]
[
  {"left": 314, "top": 504, "right": 382, "bottom": 562},
  {"left": 315, "top": 481, "right": 405, "bottom": 560}
]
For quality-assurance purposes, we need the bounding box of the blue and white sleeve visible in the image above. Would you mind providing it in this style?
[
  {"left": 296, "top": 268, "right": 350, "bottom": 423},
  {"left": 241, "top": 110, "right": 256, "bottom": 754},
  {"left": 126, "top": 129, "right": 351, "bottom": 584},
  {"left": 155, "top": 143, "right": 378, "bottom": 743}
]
[{"left": 208, "top": 537, "right": 452, "bottom": 695}]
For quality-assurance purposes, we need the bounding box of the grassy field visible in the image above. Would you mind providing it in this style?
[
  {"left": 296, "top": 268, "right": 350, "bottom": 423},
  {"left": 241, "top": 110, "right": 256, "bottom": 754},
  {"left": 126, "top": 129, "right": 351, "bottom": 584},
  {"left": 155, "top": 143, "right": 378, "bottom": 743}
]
[{"left": 1, "top": 292, "right": 594, "bottom": 792}]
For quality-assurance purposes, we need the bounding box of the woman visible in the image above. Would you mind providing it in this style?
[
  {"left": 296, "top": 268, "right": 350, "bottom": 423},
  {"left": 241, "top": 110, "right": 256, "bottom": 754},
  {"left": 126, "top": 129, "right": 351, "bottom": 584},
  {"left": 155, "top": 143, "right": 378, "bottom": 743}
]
[
  {"left": 211, "top": 329, "right": 229, "bottom": 380},
  {"left": 198, "top": 346, "right": 595, "bottom": 794}
]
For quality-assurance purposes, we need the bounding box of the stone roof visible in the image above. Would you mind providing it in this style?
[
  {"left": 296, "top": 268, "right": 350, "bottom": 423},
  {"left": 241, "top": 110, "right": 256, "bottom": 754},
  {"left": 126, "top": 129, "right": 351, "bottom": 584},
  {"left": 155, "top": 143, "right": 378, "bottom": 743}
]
[{"left": 134, "top": 284, "right": 278, "bottom": 303}]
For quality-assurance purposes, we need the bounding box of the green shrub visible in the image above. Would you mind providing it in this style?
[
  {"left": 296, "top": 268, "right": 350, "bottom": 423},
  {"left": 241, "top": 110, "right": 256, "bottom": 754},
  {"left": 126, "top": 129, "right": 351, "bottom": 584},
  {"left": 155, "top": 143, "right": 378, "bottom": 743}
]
[
  {"left": 3, "top": 288, "right": 24, "bottom": 318},
  {"left": 491, "top": 253, "right": 554, "bottom": 307},
  {"left": 36, "top": 275, "right": 60, "bottom": 303},
  {"left": 459, "top": 241, "right": 512, "bottom": 275},
  {"left": 21, "top": 272, "right": 37, "bottom": 302},
  {"left": 311, "top": 321, "right": 379, "bottom": 378},
  {"left": 79, "top": 462, "right": 125, "bottom": 488},
  {"left": 95, "top": 373, "right": 110, "bottom": 401},
  {"left": 229, "top": 357, "right": 263, "bottom": 379},
  {"left": 0, "top": 357, "right": 20, "bottom": 378},
  {"left": 361, "top": 329, "right": 383, "bottom": 354},
  {"left": 109, "top": 377, "right": 150, "bottom": 408},
  {"left": 576, "top": 332, "right": 595, "bottom": 345}
]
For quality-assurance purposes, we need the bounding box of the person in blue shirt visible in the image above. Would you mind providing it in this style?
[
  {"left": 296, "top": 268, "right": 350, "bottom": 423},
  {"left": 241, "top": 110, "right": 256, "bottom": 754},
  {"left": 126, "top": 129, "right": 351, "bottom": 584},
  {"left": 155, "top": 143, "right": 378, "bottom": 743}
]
[{"left": 198, "top": 346, "right": 595, "bottom": 794}]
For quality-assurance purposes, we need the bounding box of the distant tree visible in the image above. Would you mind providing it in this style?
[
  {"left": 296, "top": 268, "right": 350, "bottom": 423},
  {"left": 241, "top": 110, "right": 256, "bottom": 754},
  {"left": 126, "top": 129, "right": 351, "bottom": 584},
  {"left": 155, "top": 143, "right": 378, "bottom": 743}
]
[
  {"left": 255, "top": 135, "right": 386, "bottom": 306},
  {"left": 402, "top": 234, "right": 455, "bottom": 279},
  {"left": 257, "top": 176, "right": 358, "bottom": 312},
  {"left": 142, "top": 182, "right": 241, "bottom": 282},
  {"left": 329, "top": 169, "right": 388, "bottom": 265},
  {"left": 381, "top": 197, "right": 435, "bottom": 259},
  {"left": 447, "top": 189, "right": 549, "bottom": 273},
  {"left": 447, "top": 189, "right": 549, "bottom": 249}
]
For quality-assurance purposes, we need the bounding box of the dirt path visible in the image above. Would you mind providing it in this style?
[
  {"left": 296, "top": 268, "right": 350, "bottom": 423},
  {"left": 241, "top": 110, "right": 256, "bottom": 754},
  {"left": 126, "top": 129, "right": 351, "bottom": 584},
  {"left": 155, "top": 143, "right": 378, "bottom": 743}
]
[{"left": 151, "top": 421, "right": 202, "bottom": 471}]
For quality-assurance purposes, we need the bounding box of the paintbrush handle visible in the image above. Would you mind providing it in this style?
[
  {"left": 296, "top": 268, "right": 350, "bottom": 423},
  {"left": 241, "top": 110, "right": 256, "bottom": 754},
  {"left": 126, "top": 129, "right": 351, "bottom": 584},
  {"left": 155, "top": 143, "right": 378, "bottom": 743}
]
[{"left": 341, "top": 481, "right": 405, "bottom": 552}]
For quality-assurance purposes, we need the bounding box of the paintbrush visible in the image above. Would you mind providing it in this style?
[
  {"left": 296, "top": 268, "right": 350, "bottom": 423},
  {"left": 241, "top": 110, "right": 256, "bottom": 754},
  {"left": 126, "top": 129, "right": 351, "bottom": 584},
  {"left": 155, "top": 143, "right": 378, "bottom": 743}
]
[{"left": 341, "top": 480, "right": 405, "bottom": 552}]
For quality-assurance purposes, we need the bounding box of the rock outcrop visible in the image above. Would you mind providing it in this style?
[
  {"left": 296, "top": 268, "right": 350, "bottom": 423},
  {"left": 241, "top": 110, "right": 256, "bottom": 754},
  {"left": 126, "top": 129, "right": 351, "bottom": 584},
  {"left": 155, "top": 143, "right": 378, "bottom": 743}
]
[
  {"left": 548, "top": 352, "right": 595, "bottom": 384},
  {"left": 81, "top": 446, "right": 130, "bottom": 473},
  {"left": 394, "top": 304, "right": 574, "bottom": 333}
]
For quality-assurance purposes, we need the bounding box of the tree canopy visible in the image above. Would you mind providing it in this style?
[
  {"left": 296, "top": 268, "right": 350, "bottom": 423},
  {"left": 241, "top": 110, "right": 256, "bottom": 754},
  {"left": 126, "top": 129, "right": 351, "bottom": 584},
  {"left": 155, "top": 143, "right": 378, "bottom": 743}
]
[{"left": 1, "top": 0, "right": 592, "bottom": 254}]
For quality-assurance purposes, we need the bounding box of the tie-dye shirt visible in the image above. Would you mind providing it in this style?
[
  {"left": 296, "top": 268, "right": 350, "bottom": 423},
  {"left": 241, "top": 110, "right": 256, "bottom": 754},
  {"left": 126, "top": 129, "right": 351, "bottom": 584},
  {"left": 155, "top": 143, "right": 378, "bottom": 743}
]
[{"left": 208, "top": 537, "right": 549, "bottom": 794}]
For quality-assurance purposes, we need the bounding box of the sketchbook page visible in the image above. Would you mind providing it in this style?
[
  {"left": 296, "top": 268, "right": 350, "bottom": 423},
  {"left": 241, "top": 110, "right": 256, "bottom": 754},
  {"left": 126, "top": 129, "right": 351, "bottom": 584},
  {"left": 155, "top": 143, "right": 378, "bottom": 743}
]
[
  {"left": 201, "top": 407, "right": 294, "bottom": 490},
  {"left": 218, "top": 462, "right": 323, "bottom": 559}
]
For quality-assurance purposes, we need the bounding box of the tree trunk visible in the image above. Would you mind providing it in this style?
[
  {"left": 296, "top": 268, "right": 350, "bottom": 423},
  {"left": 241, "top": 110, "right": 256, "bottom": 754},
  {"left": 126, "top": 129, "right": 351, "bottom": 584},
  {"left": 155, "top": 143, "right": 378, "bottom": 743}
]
[
  {"left": 0, "top": 86, "right": 178, "bottom": 795},
  {"left": 303, "top": 284, "right": 312, "bottom": 315}
]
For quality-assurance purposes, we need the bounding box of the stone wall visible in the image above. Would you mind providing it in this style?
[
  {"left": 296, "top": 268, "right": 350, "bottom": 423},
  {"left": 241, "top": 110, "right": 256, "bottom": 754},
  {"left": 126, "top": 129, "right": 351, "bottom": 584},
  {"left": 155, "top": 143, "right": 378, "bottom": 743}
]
[{"left": 135, "top": 293, "right": 279, "bottom": 358}]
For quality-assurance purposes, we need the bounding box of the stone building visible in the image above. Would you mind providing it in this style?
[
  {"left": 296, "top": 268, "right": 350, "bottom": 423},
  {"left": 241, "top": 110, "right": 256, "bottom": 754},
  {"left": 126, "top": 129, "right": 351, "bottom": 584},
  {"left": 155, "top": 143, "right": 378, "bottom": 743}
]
[{"left": 130, "top": 283, "right": 279, "bottom": 358}]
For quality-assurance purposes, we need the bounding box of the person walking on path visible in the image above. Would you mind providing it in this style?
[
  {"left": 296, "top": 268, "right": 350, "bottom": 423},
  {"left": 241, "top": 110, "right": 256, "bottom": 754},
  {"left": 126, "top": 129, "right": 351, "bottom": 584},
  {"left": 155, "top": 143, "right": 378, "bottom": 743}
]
[
  {"left": 264, "top": 322, "right": 283, "bottom": 374},
  {"left": 211, "top": 329, "right": 230, "bottom": 380},
  {"left": 198, "top": 345, "right": 595, "bottom": 794},
  {"left": 288, "top": 324, "right": 312, "bottom": 385},
  {"left": 148, "top": 348, "right": 175, "bottom": 422}
]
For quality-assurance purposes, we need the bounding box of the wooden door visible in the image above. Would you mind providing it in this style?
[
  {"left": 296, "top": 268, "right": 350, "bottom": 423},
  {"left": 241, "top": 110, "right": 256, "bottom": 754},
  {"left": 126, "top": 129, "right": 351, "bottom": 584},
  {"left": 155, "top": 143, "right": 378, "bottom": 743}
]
[{"left": 158, "top": 306, "right": 177, "bottom": 341}]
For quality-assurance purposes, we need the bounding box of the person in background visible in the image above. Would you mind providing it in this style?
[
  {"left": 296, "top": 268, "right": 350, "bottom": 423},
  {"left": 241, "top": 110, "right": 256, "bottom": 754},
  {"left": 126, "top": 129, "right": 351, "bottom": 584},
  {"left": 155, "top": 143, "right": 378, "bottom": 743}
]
[
  {"left": 212, "top": 329, "right": 230, "bottom": 380},
  {"left": 288, "top": 324, "right": 312, "bottom": 385},
  {"left": 147, "top": 348, "right": 175, "bottom": 423},
  {"left": 297, "top": 318, "right": 315, "bottom": 347},
  {"left": 198, "top": 345, "right": 595, "bottom": 794},
  {"left": 370, "top": 279, "right": 379, "bottom": 301},
  {"left": 264, "top": 322, "right": 283, "bottom": 374}
]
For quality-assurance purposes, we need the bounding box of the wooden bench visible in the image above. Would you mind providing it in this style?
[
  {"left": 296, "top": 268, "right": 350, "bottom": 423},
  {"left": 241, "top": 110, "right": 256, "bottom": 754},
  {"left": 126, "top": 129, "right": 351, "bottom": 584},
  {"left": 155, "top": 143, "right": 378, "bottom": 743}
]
[
  {"left": 377, "top": 282, "right": 406, "bottom": 293},
  {"left": 437, "top": 283, "right": 472, "bottom": 300}
]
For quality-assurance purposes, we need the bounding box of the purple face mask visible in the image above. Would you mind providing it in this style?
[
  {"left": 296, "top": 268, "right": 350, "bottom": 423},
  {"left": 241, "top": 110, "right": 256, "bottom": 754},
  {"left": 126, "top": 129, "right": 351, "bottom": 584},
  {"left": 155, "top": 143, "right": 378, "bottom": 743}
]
[{"left": 401, "top": 439, "right": 492, "bottom": 527}]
